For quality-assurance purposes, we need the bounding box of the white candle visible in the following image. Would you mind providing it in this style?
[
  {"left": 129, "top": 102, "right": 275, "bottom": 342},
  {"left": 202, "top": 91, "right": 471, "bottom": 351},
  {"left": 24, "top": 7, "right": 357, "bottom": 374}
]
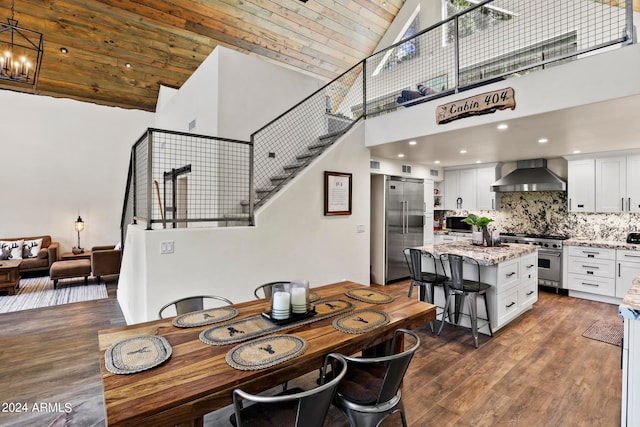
[
  {"left": 291, "top": 287, "right": 307, "bottom": 313},
  {"left": 271, "top": 291, "right": 290, "bottom": 318}
]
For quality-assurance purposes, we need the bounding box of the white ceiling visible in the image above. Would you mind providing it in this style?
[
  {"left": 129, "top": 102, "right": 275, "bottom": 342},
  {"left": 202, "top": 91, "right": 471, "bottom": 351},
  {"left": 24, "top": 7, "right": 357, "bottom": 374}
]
[{"left": 368, "top": 93, "right": 640, "bottom": 168}]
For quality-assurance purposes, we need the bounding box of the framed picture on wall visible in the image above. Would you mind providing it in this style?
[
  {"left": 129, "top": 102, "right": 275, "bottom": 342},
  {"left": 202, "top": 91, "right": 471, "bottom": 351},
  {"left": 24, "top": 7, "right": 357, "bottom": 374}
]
[{"left": 324, "top": 171, "right": 352, "bottom": 216}]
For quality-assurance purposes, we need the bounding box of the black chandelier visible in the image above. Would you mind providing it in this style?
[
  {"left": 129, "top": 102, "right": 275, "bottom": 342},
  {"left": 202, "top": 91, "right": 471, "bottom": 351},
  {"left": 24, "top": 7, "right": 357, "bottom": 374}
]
[{"left": 0, "top": 0, "right": 44, "bottom": 93}]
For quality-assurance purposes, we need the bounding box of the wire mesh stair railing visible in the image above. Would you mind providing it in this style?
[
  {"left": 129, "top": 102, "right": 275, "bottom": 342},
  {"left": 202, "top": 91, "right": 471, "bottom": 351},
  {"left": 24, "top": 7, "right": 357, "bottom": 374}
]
[{"left": 121, "top": 0, "right": 634, "bottom": 242}]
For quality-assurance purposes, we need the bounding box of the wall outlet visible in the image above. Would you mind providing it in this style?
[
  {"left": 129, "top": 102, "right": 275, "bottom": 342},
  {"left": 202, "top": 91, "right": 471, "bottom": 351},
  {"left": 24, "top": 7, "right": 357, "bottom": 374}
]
[
  {"left": 160, "top": 240, "right": 174, "bottom": 254},
  {"left": 356, "top": 224, "right": 365, "bottom": 233}
]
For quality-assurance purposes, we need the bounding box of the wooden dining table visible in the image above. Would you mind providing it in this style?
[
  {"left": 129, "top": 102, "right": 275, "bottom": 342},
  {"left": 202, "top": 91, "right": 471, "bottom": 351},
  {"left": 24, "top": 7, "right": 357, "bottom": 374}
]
[{"left": 98, "top": 281, "right": 435, "bottom": 427}]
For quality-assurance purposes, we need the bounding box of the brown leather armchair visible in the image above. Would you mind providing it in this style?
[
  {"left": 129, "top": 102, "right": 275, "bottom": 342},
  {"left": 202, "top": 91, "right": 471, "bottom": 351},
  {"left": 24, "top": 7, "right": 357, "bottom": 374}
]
[{"left": 91, "top": 245, "right": 121, "bottom": 285}]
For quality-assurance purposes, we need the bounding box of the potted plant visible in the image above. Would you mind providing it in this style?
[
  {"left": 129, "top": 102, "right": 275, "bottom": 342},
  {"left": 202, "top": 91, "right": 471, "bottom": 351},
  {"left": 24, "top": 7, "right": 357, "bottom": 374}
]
[{"left": 461, "top": 214, "right": 495, "bottom": 246}]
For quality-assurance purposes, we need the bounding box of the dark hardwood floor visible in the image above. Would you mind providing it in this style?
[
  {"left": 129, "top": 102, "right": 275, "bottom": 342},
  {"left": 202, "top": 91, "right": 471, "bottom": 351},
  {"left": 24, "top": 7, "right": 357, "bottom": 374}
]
[{"left": 0, "top": 281, "right": 622, "bottom": 426}]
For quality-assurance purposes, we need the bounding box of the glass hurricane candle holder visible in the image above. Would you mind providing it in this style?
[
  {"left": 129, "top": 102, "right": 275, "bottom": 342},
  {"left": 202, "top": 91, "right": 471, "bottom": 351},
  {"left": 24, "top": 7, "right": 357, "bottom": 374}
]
[
  {"left": 270, "top": 282, "right": 291, "bottom": 320},
  {"left": 290, "top": 280, "right": 309, "bottom": 314}
]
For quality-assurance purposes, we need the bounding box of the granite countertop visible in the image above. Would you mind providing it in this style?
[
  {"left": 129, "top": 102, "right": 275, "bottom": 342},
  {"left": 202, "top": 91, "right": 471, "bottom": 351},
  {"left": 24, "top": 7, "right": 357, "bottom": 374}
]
[
  {"left": 619, "top": 276, "right": 640, "bottom": 319},
  {"left": 565, "top": 238, "right": 640, "bottom": 251},
  {"left": 415, "top": 241, "right": 537, "bottom": 266}
]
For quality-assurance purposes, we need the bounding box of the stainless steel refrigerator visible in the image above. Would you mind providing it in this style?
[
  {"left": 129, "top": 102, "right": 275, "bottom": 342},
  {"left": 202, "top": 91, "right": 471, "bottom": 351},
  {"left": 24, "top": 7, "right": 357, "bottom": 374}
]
[{"left": 385, "top": 176, "right": 424, "bottom": 283}]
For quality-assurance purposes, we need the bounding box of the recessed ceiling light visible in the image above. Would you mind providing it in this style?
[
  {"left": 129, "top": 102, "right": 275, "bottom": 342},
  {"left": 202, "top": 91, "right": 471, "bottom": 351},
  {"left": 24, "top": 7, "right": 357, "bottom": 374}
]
[
  {"left": 459, "top": 149, "right": 467, "bottom": 154},
  {"left": 497, "top": 124, "right": 508, "bottom": 130},
  {"left": 409, "top": 140, "right": 417, "bottom": 145},
  {"left": 60, "top": 47, "right": 68, "bottom": 54},
  {"left": 573, "top": 150, "right": 581, "bottom": 154},
  {"left": 125, "top": 63, "right": 132, "bottom": 68},
  {"left": 434, "top": 160, "right": 441, "bottom": 164},
  {"left": 538, "top": 138, "right": 548, "bottom": 144},
  {"left": 398, "top": 153, "right": 405, "bottom": 158},
  {"left": 475, "top": 160, "right": 482, "bottom": 164}
]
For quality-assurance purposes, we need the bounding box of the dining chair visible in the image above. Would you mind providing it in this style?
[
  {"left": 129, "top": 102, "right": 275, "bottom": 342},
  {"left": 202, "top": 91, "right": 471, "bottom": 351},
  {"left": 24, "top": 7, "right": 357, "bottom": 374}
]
[
  {"left": 438, "top": 253, "right": 493, "bottom": 348},
  {"left": 157, "top": 295, "right": 233, "bottom": 319},
  {"left": 403, "top": 248, "right": 448, "bottom": 333},
  {"left": 230, "top": 353, "right": 347, "bottom": 427},
  {"left": 331, "top": 328, "right": 420, "bottom": 427},
  {"left": 253, "top": 281, "right": 290, "bottom": 299}
]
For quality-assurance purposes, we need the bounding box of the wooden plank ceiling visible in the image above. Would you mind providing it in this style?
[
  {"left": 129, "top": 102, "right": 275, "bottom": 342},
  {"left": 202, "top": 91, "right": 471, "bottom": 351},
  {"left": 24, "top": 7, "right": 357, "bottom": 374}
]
[{"left": 0, "top": 0, "right": 404, "bottom": 111}]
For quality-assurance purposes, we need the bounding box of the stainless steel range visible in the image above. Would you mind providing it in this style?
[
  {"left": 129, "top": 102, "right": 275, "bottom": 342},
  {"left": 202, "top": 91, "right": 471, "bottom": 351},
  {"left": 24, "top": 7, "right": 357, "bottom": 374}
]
[{"left": 500, "top": 233, "right": 568, "bottom": 289}]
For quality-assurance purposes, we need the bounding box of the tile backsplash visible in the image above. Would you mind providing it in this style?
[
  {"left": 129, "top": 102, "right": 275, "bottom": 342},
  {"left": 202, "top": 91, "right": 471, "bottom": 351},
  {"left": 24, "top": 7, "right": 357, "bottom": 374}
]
[{"left": 441, "top": 191, "right": 640, "bottom": 241}]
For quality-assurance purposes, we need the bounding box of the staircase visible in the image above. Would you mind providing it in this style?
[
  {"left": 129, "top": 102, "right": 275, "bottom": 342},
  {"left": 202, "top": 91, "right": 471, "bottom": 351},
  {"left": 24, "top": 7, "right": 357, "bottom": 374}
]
[{"left": 241, "top": 126, "right": 352, "bottom": 214}]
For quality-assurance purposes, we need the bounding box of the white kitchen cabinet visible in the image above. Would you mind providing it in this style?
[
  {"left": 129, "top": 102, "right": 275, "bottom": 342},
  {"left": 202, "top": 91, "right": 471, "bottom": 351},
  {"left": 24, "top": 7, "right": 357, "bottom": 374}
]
[
  {"left": 567, "top": 152, "right": 640, "bottom": 213},
  {"left": 567, "top": 246, "right": 616, "bottom": 297},
  {"left": 487, "top": 251, "right": 539, "bottom": 330},
  {"left": 434, "top": 234, "right": 473, "bottom": 244},
  {"left": 434, "top": 234, "right": 458, "bottom": 244},
  {"left": 424, "top": 213, "right": 435, "bottom": 245},
  {"left": 476, "top": 166, "right": 499, "bottom": 210},
  {"left": 424, "top": 179, "right": 434, "bottom": 213},
  {"left": 567, "top": 158, "right": 595, "bottom": 212},
  {"left": 596, "top": 156, "right": 626, "bottom": 212},
  {"left": 444, "top": 169, "right": 477, "bottom": 210},
  {"left": 617, "top": 250, "right": 640, "bottom": 298},
  {"left": 443, "top": 164, "right": 500, "bottom": 211},
  {"left": 626, "top": 155, "right": 640, "bottom": 212}
]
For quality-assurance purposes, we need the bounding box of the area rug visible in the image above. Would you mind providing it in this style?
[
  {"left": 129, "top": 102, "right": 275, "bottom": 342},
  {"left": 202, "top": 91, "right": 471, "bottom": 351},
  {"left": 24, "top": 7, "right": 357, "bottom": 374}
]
[
  {"left": 582, "top": 319, "right": 623, "bottom": 347},
  {"left": 0, "top": 276, "right": 108, "bottom": 314}
]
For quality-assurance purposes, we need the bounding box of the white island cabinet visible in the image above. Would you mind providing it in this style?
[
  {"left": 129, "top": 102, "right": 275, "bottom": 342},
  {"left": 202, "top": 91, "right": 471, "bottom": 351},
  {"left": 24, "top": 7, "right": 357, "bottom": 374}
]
[
  {"left": 415, "top": 241, "right": 538, "bottom": 334},
  {"left": 619, "top": 276, "right": 640, "bottom": 426}
]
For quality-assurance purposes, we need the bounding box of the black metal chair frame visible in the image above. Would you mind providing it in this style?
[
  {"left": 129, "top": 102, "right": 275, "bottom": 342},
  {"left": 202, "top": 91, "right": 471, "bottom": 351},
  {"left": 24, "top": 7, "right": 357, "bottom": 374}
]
[
  {"left": 253, "top": 281, "right": 291, "bottom": 299},
  {"left": 157, "top": 295, "right": 233, "bottom": 319},
  {"left": 231, "top": 353, "right": 347, "bottom": 427},
  {"left": 332, "top": 328, "right": 420, "bottom": 427},
  {"left": 438, "top": 253, "right": 493, "bottom": 348},
  {"left": 403, "top": 247, "right": 448, "bottom": 333}
]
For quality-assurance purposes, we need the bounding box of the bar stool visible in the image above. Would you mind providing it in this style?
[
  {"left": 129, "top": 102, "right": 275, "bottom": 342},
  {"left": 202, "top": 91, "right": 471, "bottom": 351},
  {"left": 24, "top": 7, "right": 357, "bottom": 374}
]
[
  {"left": 403, "top": 248, "right": 447, "bottom": 333},
  {"left": 438, "top": 253, "right": 493, "bottom": 348}
]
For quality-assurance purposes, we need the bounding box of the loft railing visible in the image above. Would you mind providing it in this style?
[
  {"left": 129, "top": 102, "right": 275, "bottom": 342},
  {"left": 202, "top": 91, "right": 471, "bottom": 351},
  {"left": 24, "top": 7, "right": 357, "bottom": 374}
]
[
  {"left": 350, "top": 0, "right": 634, "bottom": 119},
  {"left": 120, "top": 128, "right": 253, "bottom": 243},
  {"left": 250, "top": 0, "right": 633, "bottom": 204},
  {"left": 121, "top": 0, "right": 634, "bottom": 242}
]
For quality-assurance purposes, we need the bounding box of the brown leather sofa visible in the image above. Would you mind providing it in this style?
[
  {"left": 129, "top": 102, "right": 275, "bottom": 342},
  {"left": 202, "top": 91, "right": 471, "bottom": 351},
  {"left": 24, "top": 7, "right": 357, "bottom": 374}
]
[
  {"left": 91, "top": 245, "right": 122, "bottom": 284},
  {"left": 0, "top": 235, "right": 59, "bottom": 275}
]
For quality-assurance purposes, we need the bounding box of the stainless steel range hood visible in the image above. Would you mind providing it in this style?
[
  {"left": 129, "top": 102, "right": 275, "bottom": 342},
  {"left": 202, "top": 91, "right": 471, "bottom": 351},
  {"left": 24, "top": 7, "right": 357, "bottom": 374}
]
[{"left": 491, "top": 159, "right": 566, "bottom": 192}]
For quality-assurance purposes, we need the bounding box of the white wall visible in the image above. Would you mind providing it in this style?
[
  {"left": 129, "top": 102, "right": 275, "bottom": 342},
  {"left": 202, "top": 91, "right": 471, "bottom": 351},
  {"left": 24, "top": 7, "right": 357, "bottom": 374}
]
[
  {"left": 217, "top": 47, "right": 325, "bottom": 141},
  {"left": 118, "top": 124, "right": 371, "bottom": 324},
  {"left": 0, "top": 90, "right": 153, "bottom": 250},
  {"left": 154, "top": 46, "right": 324, "bottom": 141}
]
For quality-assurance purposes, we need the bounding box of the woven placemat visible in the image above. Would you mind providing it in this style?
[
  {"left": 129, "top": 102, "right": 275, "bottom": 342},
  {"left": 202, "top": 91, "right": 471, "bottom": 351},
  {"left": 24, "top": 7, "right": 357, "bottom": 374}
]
[
  {"left": 200, "top": 298, "right": 354, "bottom": 346},
  {"left": 104, "top": 335, "right": 172, "bottom": 375},
  {"left": 309, "top": 291, "right": 320, "bottom": 302},
  {"left": 226, "top": 334, "right": 307, "bottom": 370},
  {"left": 172, "top": 307, "right": 238, "bottom": 328},
  {"left": 332, "top": 309, "right": 390, "bottom": 334},
  {"left": 345, "top": 288, "right": 394, "bottom": 304}
]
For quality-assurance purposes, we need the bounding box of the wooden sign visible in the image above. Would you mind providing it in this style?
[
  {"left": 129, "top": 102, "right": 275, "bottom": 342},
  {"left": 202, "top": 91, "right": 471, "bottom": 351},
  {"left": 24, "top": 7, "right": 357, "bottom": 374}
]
[{"left": 436, "top": 87, "right": 516, "bottom": 124}]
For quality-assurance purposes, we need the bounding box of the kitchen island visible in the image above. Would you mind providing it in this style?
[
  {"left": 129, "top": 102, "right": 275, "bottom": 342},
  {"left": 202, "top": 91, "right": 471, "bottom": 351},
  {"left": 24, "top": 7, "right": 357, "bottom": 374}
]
[
  {"left": 414, "top": 241, "right": 538, "bottom": 334},
  {"left": 619, "top": 275, "right": 640, "bottom": 427}
]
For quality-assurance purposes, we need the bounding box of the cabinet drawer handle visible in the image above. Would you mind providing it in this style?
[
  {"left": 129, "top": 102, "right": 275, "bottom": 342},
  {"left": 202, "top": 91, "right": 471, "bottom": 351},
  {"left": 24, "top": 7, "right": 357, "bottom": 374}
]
[
  {"left": 582, "top": 265, "right": 599, "bottom": 269},
  {"left": 505, "top": 302, "right": 516, "bottom": 308},
  {"left": 506, "top": 272, "right": 516, "bottom": 277},
  {"left": 526, "top": 264, "right": 535, "bottom": 269},
  {"left": 581, "top": 282, "right": 599, "bottom": 287},
  {"left": 624, "top": 254, "right": 640, "bottom": 259},
  {"left": 526, "top": 290, "right": 534, "bottom": 296}
]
